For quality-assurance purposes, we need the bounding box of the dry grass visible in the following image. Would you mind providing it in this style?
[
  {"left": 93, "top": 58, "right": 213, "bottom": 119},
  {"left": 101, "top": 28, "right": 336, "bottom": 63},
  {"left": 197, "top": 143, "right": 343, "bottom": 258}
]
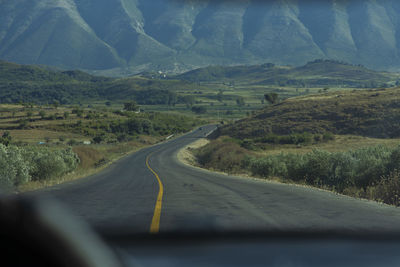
[
  {"left": 259, "top": 135, "right": 400, "bottom": 156},
  {"left": 3, "top": 129, "right": 85, "bottom": 144},
  {"left": 177, "top": 138, "right": 210, "bottom": 165},
  {"left": 73, "top": 146, "right": 105, "bottom": 169},
  {"left": 223, "top": 87, "right": 400, "bottom": 139}
]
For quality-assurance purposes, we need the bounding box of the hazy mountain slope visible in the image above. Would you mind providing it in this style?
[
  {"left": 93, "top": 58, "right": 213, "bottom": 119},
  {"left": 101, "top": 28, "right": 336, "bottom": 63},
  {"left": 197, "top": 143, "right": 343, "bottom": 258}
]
[
  {"left": 243, "top": 0, "right": 325, "bottom": 65},
  {"left": 298, "top": 0, "right": 358, "bottom": 61},
  {"left": 2, "top": 0, "right": 400, "bottom": 74},
  {"left": 75, "top": 0, "right": 175, "bottom": 66},
  {"left": 0, "top": 1, "right": 122, "bottom": 69}
]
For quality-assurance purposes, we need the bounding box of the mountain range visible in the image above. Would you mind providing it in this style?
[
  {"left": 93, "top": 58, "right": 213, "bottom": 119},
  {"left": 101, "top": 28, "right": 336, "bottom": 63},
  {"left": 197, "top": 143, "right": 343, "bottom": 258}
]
[{"left": 2, "top": 0, "right": 400, "bottom": 75}]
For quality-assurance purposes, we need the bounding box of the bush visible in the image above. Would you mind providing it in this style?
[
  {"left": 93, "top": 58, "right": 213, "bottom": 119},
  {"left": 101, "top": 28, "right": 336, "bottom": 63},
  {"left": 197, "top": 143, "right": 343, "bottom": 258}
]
[
  {"left": 386, "top": 145, "right": 400, "bottom": 172},
  {"left": 248, "top": 156, "right": 288, "bottom": 178},
  {"left": 323, "top": 132, "right": 335, "bottom": 141},
  {"left": 0, "top": 145, "right": 80, "bottom": 187},
  {"left": 258, "top": 132, "right": 314, "bottom": 145},
  {"left": 351, "top": 145, "right": 391, "bottom": 187},
  {"left": 195, "top": 139, "right": 249, "bottom": 173},
  {"left": 23, "top": 147, "right": 80, "bottom": 181},
  {"left": 302, "top": 150, "right": 333, "bottom": 185},
  {"left": 196, "top": 140, "right": 400, "bottom": 206},
  {"left": 67, "top": 139, "right": 79, "bottom": 146},
  {"left": 0, "top": 144, "right": 30, "bottom": 187},
  {"left": 368, "top": 170, "right": 400, "bottom": 206},
  {"left": 239, "top": 145, "right": 394, "bottom": 191},
  {"left": 192, "top": 106, "right": 207, "bottom": 114},
  {"left": 0, "top": 131, "right": 12, "bottom": 146}
]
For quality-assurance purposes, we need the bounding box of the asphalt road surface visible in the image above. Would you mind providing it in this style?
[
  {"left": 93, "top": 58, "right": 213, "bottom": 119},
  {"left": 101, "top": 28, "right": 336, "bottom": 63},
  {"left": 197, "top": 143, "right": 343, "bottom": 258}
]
[{"left": 37, "top": 125, "right": 400, "bottom": 234}]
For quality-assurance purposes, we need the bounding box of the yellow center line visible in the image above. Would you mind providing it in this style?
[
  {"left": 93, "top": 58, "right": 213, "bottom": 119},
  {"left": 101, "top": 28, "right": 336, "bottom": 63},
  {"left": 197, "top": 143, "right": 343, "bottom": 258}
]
[{"left": 146, "top": 153, "right": 164, "bottom": 234}]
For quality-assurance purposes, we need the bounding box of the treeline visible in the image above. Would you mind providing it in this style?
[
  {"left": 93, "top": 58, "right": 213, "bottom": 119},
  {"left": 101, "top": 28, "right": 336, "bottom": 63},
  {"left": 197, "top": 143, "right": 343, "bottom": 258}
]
[
  {"left": 196, "top": 140, "right": 400, "bottom": 206},
  {"left": 55, "top": 112, "right": 203, "bottom": 144},
  {"left": 0, "top": 81, "right": 189, "bottom": 106},
  {"left": 0, "top": 60, "right": 201, "bottom": 105},
  {"left": 0, "top": 144, "right": 80, "bottom": 188},
  {"left": 214, "top": 132, "right": 335, "bottom": 151}
]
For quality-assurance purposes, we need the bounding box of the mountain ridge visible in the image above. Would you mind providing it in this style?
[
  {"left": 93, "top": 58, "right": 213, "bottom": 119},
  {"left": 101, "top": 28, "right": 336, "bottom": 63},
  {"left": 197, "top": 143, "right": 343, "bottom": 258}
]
[{"left": 2, "top": 0, "right": 400, "bottom": 75}]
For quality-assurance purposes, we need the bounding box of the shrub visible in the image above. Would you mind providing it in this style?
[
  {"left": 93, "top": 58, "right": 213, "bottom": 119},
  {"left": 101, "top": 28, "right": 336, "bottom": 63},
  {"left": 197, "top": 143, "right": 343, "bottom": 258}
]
[
  {"left": 19, "top": 119, "right": 29, "bottom": 129},
  {"left": 323, "top": 132, "right": 335, "bottom": 141},
  {"left": 92, "top": 135, "right": 104, "bottom": 144},
  {"left": 387, "top": 145, "right": 400, "bottom": 173},
  {"left": 258, "top": 132, "right": 314, "bottom": 145},
  {"left": 0, "top": 145, "right": 80, "bottom": 186},
  {"left": 248, "top": 156, "right": 288, "bottom": 178},
  {"left": 351, "top": 145, "right": 391, "bottom": 187},
  {"left": 25, "top": 147, "right": 79, "bottom": 181},
  {"left": 0, "top": 144, "right": 30, "bottom": 187},
  {"left": 368, "top": 171, "right": 400, "bottom": 206},
  {"left": 0, "top": 131, "right": 12, "bottom": 146},
  {"left": 195, "top": 139, "right": 248, "bottom": 173},
  {"left": 192, "top": 106, "right": 207, "bottom": 114},
  {"left": 196, "top": 140, "right": 400, "bottom": 205},
  {"left": 302, "top": 149, "right": 333, "bottom": 185},
  {"left": 67, "top": 139, "right": 79, "bottom": 146},
  {"left": 277, "top": 153, "right": 307, "bottom": 181}
]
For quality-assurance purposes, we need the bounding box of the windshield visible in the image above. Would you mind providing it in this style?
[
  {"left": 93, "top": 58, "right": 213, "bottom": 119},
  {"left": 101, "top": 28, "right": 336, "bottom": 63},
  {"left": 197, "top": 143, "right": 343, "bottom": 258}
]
[{"left": 1, "top": 0, "right": 400, "bottom": 236}]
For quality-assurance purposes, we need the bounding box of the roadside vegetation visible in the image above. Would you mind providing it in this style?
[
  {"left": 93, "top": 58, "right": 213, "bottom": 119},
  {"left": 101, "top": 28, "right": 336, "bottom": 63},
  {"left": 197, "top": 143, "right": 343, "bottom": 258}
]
[
  {"left": 195, "top": 137, "right": 400, "bottom": 206},
  {"left": 2, "top": 59, "right": 400, "bottom": 198},
  {"left": 0, "top": 144, "right": 79, "bottom": 189},
  {"left": 192, "top": 87, "right": 400, "bottom": 206},
  {"left": 0, "top": 103, "right": 204, "bottom": 192}
]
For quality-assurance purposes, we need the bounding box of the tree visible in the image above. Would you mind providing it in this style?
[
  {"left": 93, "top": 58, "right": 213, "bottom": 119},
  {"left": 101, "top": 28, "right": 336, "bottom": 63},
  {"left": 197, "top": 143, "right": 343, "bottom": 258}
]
[
  {"left": 53, "top": 100, "right": 60, "bottom": 109},
  {"left": 0, "top": 131, "right": 12, "bottom": 146},
  {"left": 26, "top": 111, "right": 33, "bottom": 119},
  {"left": 63, "top": 111, "right": 69, "bottom": 120},
  {"left": 92, "top": 135, "right": 104, "bottom": 144},
  {"left": 264, "top": 93, "right": 279, "bottom": 104},
  {"left": 73, "top": 108, "right": 84, "bottom": 118},
  {"left": 181, "top": 95, "right": 195, "bottom": 107},
  {"left": 124, "top": 101, "right": 139, "bottom": 111},
  {"left": 236, "top": 97, "right": 245, "bottom": 106},
  {"left": 39, "top": 110, "right": 46, "bottom": 119},
  {"left": 19, "top": 119, "right": 28, "bottom": 129},
  {"left": 191, "top": 106, "right": 207, "bottom": 114},
  {"left": 217, "top": 90, "right": 224, "bottom": 102},
  {"left": 167, "top": 93, "right": 178, "bottom": 106}
]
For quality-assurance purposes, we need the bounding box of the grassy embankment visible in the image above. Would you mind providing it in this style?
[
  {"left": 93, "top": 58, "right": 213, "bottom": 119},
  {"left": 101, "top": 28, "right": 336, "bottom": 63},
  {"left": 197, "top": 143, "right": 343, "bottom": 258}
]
[
  {"left": 0, "top": 104, "right": 204, "bottom": 192},
  {"left": 191, "top": 87, "right": 400, "bottom": 206}
]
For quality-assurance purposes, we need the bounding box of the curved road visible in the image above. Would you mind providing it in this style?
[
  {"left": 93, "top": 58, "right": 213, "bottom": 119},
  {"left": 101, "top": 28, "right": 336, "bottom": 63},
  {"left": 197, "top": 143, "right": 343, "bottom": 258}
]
[{"left": 39, "top": 125, "right": 400, "bottom": 234}]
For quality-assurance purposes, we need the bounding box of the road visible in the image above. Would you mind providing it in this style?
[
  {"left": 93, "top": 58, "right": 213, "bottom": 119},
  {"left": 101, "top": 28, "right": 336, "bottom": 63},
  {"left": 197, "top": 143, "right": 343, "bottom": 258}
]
[{"left": 38, "top": 125, "right": 400, "bottom": 234}]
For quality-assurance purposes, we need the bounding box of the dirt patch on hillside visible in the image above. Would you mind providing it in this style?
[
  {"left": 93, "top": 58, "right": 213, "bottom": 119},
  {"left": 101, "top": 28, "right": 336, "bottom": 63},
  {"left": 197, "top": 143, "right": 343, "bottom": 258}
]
[{"left": 177, "top": 138, "right": 209, "bottom": 166}]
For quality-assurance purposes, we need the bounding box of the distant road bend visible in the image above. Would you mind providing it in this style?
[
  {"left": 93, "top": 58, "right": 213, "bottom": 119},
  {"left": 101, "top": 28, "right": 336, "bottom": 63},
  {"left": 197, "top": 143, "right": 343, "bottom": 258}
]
[{"left": 39, "top": 125, "right": 400, "bottom": 234}]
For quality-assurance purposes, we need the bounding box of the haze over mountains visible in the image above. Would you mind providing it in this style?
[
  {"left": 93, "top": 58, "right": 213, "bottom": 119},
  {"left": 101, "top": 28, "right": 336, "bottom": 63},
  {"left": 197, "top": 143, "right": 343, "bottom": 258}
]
[{"left": 2, "top": 0, "right": 400, "bottom": 75}]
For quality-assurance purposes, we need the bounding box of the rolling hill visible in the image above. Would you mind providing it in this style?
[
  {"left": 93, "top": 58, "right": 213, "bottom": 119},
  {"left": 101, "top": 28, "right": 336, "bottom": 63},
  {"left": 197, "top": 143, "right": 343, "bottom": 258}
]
[
  {"left": 0, "top": 60, "right": 196, "bottom": 105},
  {"left": 220, "top": 87, "right": 400, "bottom": 139},
  {"left": 1, "top": 59, "right": 399, "bottom": 106},
  {"left": 175, "top": 60, "right": 400, "bottom": 88}
]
